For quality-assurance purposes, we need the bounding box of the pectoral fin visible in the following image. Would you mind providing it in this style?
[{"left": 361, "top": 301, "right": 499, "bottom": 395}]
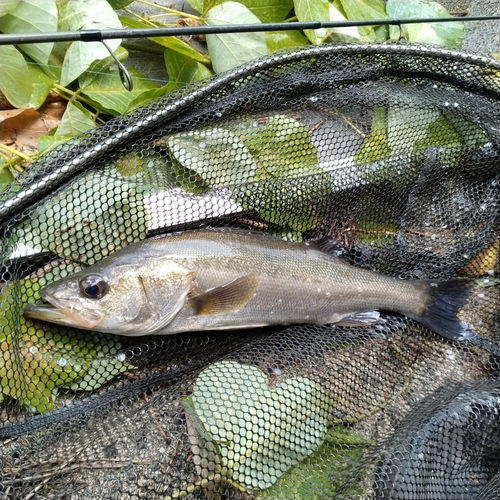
[{"left": 189, "top": 274, "right": 259, "bottom": 316}]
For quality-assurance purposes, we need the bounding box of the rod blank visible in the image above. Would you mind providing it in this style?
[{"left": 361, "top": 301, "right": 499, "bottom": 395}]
[{"left": 1, "top": 16, "right": 499, "bottom": 45}]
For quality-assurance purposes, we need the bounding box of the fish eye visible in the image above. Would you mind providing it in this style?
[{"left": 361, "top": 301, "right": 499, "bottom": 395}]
[{"left": 79, "top": 275, "right": 108, "bottom": 299}]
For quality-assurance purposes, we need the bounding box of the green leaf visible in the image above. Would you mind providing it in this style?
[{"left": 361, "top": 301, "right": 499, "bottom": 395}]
[
  {"left": 355, "top": 105, "right": 432, "bottom": 175},
  {"left": 293, "top": 0, "right": 331, "bottom": 45},
  {"left": 263, "top": 426, "right": 369, "bottom": 498},
  {"left": 106, "top": 0, "right": 134, "bottom": 8},
  {"left": 26, "top": 62, "right": 54, "bottom": 109},
  {"left": 169, "top": 116, "right": 330, "bottom": 232},
  {"left": 244, "top": 115, "right": 320, "bottom": 177},
  {"left": 187, "top": 0, "right": 203, "bottom": 13},
  {"left": 266, "top": 30, "right": 310, "bottom": 53},
  {"left": 387, "top": 106, "right": 440, "bottom": 152},
  {"left": 386, "top": 0, "right": 464, "bottom": 47},
  {"left": 125, "top": 87, "right": 174, "bottom": 112},
  {"left": 245, "top": 0, "right": 294, "bottom": 23},
  {"left": 205, "top": 2, "right": 267, "bottom": 73},
  {"left": 168, "top": 127, "right": 258, "bottom": 187},
  {"left": 443, "top": 114, "right": 489, "bottom": 148},
  {"left": 353, "top": 107, "right": 390, "bottom": 165},
  {"left": 58, "top": 0, "right": 122, "bottom": 85},
  {"left": 0, "top": 164, "right": 14, "bottom": 192},
  {"left": 0, "top": 45, "right": 33, "bottom": 108},
  {"left": 81, "top": 67, "right": 159, "bottom": 116},
  {"left": 13, "top": 168, "right": 149, "bottom": 264},
  {"left": 37, "top": 135, "right": 73, "bottom": 154},
  {"left": 1, "top": 0, "right": 57, "bottom": 66},
  {"left": 202, "top": 0, "right": 293, "bottom": 22},
  {"left": 0, "top": 265, "right": 132, "bottom": 412},
  {"left": 238, "top": 115, "right": 330, "bottom": 231},
  {"left": 338, "top": 0, "right": 387, "bottom": 40},
  {"left": 164, "top": 49, "right": 212, "bottom": 91},
  {"left": 0, "top": 0, "right": 20, "bottom": 17},
  {"left": 339, "top": 0, "right": 386, "bottom": 20},
  {"left": 78, "top": 45, "right": 129, "bottom": 89},
  {"left": 414, "top": 114, "right": 463, "bottom": 150},
  {"left": 119, "top": 15, "right": 211, "bottom": 64},
  {"left": 186, "top": 361, "right": 334, "bottom": 490},
  {"left": 55, "top": 101, "right": 95, "bottom": 137}
]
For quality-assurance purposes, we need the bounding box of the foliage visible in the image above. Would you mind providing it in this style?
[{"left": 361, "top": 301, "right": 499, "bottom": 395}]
[
  {"left": 180, "top": 360, "right": 369, "bottom": 497},
  {"left": 167, "top": 115, "right": 331, "bottom": 232},
  {"left": 0, "top": 263, "right": 132, "bottom": 412},
  {"left": 0, "top": 0, "right": 467, "bottom": 188}
]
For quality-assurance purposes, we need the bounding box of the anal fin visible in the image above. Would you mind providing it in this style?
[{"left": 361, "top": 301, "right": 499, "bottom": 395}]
[
  {"left": 335, "top": 311, "right": 384, "bottom": 327},
  {"left": 189, "top": 274, "right": 259, "bottom": 316}
]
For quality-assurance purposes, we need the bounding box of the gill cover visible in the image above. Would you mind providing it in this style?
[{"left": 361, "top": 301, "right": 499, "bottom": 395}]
[{"left": 107, "top": 257, "right": 194, "bottom": 335}]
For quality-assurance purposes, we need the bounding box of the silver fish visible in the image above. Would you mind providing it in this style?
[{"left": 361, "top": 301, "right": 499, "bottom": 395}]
[{"left": 24, "top": 228, "right": 472, "bottom": 340}]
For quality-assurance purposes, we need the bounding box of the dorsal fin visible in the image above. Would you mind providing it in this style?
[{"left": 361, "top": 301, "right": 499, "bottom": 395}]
[{"left": 307, "top": 236, "right": 347, "bottom": 257}]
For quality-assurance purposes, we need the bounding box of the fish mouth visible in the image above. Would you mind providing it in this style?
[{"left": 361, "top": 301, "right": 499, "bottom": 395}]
[{"left": 24, "top": 297, "right": 104, "bottom": 330}]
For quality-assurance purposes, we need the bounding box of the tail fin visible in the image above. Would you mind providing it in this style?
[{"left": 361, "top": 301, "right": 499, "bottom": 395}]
[{"left": 410, "top": 279, "right": 473, "bottom": 341}]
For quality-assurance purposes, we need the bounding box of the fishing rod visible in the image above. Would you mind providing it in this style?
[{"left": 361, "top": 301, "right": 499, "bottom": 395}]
[{"left": 1, "top": 16, "right": 499, "bottom": 45}]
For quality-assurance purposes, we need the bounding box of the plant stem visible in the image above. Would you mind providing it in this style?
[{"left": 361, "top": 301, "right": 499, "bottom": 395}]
[
  {"left": 124, "top": 8, "right": 157, "bottom": 27},
  {"left": 0, "top": 144, "right": 31, "bottom": 161},
  {"left": 137, "top": 0, "right": 202, "bottom": 21},
  {"left": 53, "top": 84, "right": 105, "bottom": 117},
  {"left": 53, "top": 83, "right": 78, "bottom": 99}
]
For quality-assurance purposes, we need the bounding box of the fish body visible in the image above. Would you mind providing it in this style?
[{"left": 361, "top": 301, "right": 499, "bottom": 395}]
[{"left": 24, "top": 228, "right": 472, "bottom": 340}]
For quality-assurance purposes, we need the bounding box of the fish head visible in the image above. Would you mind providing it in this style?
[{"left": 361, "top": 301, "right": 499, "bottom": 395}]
[{"left": 24, "top": 254, "right": 194, "bottom": 336}]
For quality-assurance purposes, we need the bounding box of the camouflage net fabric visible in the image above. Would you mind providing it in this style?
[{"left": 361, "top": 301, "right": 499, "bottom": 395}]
[{"left": 0, "top": 43, "right": 499, "bottom": 499}]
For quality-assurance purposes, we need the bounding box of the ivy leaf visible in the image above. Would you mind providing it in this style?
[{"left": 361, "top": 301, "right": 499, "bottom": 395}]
[
  {"left": 55, "top": 101, "right": 95, "bottom": 137},
  {"left": 119, "top": 15, "right": 210, "bottom": 64},
  {"left": 0, "top": 45, "right": 33, "bottom": 109},
  {"left": 1, "top": 0, "right": 58, "bottom": 66},
  {"left": 386, "top": 0, "right": 464, "bottom": 47},
  {"left": 205, "top": 2, "right": 267, "bottom": 74},
  {"left": 0, "top": 0, "right": 20, "bottom": 17},
  {"left": 164, "top": 49, "right": 212, "bottom": 91},
  {"left": 58, "top": 0, "right": 122, "bottom": 85},
  {"left": 80, "top": 67, "right": 159, "bottom": 116},
  {"left": 186, "top": 361, "right": 334, "bottom": 490}
]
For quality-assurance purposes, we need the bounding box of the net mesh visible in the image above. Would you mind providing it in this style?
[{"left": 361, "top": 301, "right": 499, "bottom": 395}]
[{"left": 0, "top": 43, "right": 499, "bottom": 499}]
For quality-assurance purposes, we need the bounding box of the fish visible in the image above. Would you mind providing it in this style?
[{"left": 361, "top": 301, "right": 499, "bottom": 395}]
[{"left": 24, "top": 228, "right": 473, "bottom": 340}]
